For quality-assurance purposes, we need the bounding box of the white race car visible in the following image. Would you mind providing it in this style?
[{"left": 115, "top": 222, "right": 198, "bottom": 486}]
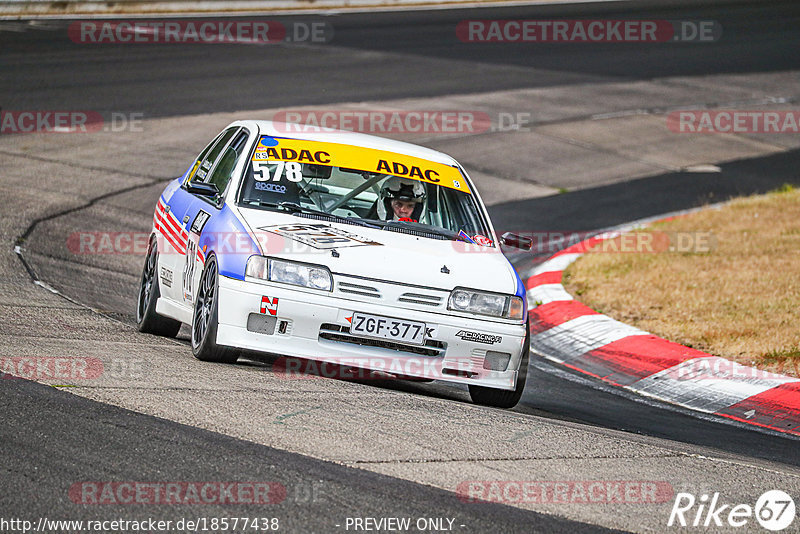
[{"left": 137, "top": 120, "right": 531, "bottom": 408}]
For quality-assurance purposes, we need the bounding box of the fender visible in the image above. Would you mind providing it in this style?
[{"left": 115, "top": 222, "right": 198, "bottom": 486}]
[
  {"left": 197, "top": 204, "right": 261, "bottom": 280},
  {"left": 509, "top": 257, "right": 528, "bottom": 322}
]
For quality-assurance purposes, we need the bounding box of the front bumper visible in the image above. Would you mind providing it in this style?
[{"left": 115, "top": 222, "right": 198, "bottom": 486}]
[{"left": 216, "top": 276, "right": 527, "bottom": 390}]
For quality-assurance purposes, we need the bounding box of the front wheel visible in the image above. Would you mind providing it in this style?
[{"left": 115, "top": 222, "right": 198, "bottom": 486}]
[
  {"left": 191, "top": 255, "right": 239, "bottom": 364},
  {"left": 136, "top": 236, "right": 182, "bottom": 338},
  {"left": 469, "top": 323, "right": 529, "bottom": 409}
]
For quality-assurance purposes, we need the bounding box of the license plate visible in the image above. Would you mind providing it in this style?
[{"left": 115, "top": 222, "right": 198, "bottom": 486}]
[{"left": 350, "top": 312, "right": 426, "bottom": 345}]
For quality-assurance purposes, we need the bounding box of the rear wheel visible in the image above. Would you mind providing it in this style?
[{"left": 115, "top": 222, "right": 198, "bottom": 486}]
[
  {"left": 136, "top": 236, "right": 182, "bottom": 337},
  {"left": 191, "top": 255, "right": 239, "bottom": 364},
  {"left": 469, "top": 323, "right": 529, "bottom": 409}
]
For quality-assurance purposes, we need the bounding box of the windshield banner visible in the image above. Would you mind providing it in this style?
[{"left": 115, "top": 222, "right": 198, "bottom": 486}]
[{"left": 252, "top": 136, "right": 472, "bottom": 194}]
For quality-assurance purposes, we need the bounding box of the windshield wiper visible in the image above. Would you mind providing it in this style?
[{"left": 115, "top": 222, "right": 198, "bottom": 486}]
[
  {"left": 243, "top": 200, "right": 380, "bottom": 229},
  {"left": 363, "top": 219, "right": 464, "bottom": 241}
]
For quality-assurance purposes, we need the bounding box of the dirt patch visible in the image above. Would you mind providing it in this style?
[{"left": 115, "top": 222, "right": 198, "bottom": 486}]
[{"left": 565, "top": 185, "right": 800, "bottom": 377}]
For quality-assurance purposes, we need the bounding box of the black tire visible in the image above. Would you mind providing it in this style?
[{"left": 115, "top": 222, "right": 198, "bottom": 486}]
[
  {"left": 469, "top": 323, "right": 530, "bottom": 409},
  {"left": 191, "top": 255, "right": 239, "bottom": 364},
  {"left": 137, "top": 236, "right": 182, "bottom": 338}
]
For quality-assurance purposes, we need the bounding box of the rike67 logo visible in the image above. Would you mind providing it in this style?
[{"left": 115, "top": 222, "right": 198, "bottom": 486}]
[{"left": 668, "top": 490, "right": 795, "bottom": 531}]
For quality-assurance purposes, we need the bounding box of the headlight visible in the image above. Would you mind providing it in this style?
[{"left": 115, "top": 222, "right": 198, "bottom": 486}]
[
  {"left": 246, "top": 257, "right": 332, "bottom": 291},
  {"left": 448, "top": 288, "right": 524, "bottom": 320}
]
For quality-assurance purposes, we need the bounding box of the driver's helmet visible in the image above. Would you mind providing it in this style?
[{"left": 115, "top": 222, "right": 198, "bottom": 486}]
[{"left": 377, "top": 176, "right": 427, "bottom": 222}]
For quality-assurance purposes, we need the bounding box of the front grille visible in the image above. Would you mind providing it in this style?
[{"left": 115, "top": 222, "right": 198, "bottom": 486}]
[
  {"left": 318, "top": 323, "right": 446, "bottom": 357},
  {"left": 398, "top": 292, "right": 443, "bottom": 306},
  {"left": 338, "top": 281, "right": 381, "bottom": 298}
]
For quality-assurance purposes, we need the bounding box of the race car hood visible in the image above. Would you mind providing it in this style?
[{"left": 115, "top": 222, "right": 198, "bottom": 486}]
[{"left": 237, "top": 208, "right": 520, "bottom": 295}]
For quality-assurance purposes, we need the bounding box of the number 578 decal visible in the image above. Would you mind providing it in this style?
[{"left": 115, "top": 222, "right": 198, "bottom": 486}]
[{"left": 252, "top": 161, "right": 303, "bottom": 183}]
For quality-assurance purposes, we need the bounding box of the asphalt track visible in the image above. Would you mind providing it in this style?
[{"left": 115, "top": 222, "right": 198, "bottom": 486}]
[
  {"left": 2, "top": 377, "right": 608, "bottom": 533},
  {"left": 2, "top": 1, "right": 800, "bottom": 532},
  {"left": 2, "top": 0, "right": 799, "bottom": 117}
]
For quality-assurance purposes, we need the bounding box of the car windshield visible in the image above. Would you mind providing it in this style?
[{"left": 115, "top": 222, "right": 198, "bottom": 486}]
[{"left": 236, "top": 135, "right": 493, "bottom": 243}]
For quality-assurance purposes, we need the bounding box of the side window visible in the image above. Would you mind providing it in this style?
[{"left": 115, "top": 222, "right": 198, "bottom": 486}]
[
  {"left": 452, "top": 189, "right": 488, "bottom": 236},
  {"left": 206, "top": 131, "right": 249, "bottom": 196},
  {"left": 185, "top": 132, "right": 223, "bottom": 183},
  {"left": 188, "top": 128, "right": 237, "bottom": 184}
]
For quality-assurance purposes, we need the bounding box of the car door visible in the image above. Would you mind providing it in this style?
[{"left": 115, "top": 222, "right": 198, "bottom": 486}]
[
  {"left": 180, "top": 128, "right": 251, "bottom": 307},
  {"left": 157, "top": 127, "right": 237, "bottom": 304}
]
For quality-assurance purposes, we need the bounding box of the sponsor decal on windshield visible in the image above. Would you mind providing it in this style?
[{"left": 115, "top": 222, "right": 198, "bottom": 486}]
[{"left": 252, "top": 136, "right": 471, "bottom": 194}]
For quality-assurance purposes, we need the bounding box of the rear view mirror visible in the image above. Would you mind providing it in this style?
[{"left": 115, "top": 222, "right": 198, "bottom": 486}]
[
  {"left": 186, "top": 181, "right": 220, "bottom": 197},
  {"left": 501, "top": 232, "right": 533, "bottom": 251},
  {"left": 339, "top": 167, "right": 374, "bottom": 179},
  {"left": 303, "top": 164, "right": 332, "bottom": 180}
]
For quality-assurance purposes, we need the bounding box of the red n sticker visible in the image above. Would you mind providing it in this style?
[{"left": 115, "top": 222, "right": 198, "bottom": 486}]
[{"left": 260, "top": 296, "right": 278, "bottom": 316}]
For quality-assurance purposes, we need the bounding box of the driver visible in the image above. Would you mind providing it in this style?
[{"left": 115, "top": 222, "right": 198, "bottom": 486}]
[{"left": 377, "top": 177, "right": 427, "bottom": 222}]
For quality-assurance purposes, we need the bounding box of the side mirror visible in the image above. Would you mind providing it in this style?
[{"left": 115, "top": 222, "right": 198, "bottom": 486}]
[
  {"left": 186, "top": 181, "right": 220, "bottom": 197},
  {"left": 501, "top": 232, "right": 533, "bottom": 251}
]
